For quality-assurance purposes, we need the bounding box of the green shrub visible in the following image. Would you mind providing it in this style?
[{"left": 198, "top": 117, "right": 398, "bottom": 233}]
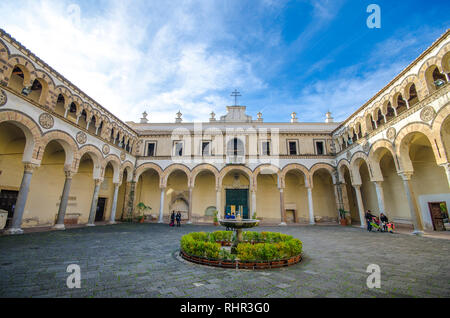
[{"left": 181, "top": 231, "right": 302, "bottom": 261}]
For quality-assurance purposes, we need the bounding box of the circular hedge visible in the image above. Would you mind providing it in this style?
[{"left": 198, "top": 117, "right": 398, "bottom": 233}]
[{"left": 180, "top": 231, "right": 303, "bottom": 269}]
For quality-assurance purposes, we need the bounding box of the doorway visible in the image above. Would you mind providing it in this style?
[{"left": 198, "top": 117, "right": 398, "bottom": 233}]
[
  {"left": 428, "top": 202, "right": 448, "bottom": 231},
  {"left": 0, "top": 190, "right": 19, "bottom": 228},
  {"left": 95, "top": 197, "right": 107, "bottom": 222},
  {"left": 225, "top": 189, "right": 249, "bottom": 218}
]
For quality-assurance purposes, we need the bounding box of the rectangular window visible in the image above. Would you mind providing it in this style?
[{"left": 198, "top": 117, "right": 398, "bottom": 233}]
[
  {"left": 202, "top": 141, "right": 211, "bottom": 156},
  {"left": 316, "top": 141, "right": 325, "bottom": 155},
  {"left": 288, "top": 141, "right": 298, "bottom": 155},
  {"left": 174, "top": 141, "right": 183, "bottom": 156},
  {"left": 262, "top": 141, "right": 270, "bottom": 156},
  {"left": 147, "top": 142, "right": 156, "bottom": 157}
]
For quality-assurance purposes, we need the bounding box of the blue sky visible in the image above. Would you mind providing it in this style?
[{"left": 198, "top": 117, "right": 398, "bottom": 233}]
[{"left": 0, "top": 0, "right": 449, "bottom": 123}]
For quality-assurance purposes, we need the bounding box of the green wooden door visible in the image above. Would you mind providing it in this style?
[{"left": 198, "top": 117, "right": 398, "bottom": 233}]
[{"left": 225, "top": 189, "right": 249, "bottom": 218}]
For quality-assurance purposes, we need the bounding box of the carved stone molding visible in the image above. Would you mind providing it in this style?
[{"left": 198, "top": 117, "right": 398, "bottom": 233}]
[
  {"left": 39, "top": 113, "right": 54, "bottom": 129},
  {"left": 0, "top": 89, "right": 7, "bottom": 106},
  {"left": 102, "top": 144, "right": 110, "bottom": 155},
  {"left": 76, "top": 131, "right": 87, "bottom": 144},
  {"left": 120, "top": 151, "right": 126, "bottom": 161},
  {"left": 346, "top": 151, "right": 351, "bottom": 161},
  {"left": 362, "top": 142, "right": 370, "bottom": 153},
  {"left": 420, "top": 106, "right": 436, "bottom": 122},
  {"left": 386, "top": 127, "right": 396, "bottom": 141}
]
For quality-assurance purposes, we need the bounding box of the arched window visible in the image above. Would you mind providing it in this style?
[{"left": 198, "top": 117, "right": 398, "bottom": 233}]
[
  {"left": 375, "top": 109, "right": 384, "bottom": 127},
  {"left": 55, "top": 94, "right": 66, "bottom": 116},
  {"left": 396, "top": 94, "right": 407, "bottom": 115},
  {"left": 28, "top": 79, "right": 43, "bottom": 103},
  {"left": 385, "top": 102, "right": 395, "bottom": 122},
  {"left": 8, "top": 66, "right": 26, "bottom": 93},
  {"left": 408, "top": 84, "right": 419, "bottom": 107},
  {"left": 432, "top": 67, "right": 447, "bottom": 88}
]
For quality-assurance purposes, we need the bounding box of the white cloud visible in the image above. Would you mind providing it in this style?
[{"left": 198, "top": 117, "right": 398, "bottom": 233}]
[{"left": 0, "top": 0, "right": 265, "bottom": 123}]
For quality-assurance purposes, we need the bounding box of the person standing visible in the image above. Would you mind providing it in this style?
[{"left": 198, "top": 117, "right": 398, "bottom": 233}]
[
  {"left": 176, "top": 211, "right": 181, "bottom": 227},
  {"left": 170, "top": 211, "right": 175, "bottom": 227},
  {"left": 365, "top": 210, "right": 374, "bottom": 232}
]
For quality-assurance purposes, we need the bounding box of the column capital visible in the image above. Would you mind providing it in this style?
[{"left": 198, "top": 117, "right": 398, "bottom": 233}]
[
  {"left": 64, "top": 170, "right": 75, "bottom": 179},
  {"left": 439, "top": 162, "right": 450, "bottom": 169},
  {"left": 23, "top": 162, "right": 39, "bottom": 173},
  {"left": 398, "top": 171, "right": 413, "bottom": 181},
  {"left": 94, "top": 178, "right": 103, "bottom": 186},
  {"left": 113, "top": 182, "right": 121, "bottom": 187},
  {"left": 352, "top": 183, "right": 362, "bottom": 189}
]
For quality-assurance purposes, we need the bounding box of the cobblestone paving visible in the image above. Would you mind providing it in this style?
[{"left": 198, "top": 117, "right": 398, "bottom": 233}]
[{"left": 0, "top": 223, "right": 449, "bottom": 298}]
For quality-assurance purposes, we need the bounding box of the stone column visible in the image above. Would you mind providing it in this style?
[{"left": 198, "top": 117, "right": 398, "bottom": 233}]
[
  {"left": 5, "top": 163, "right": 38, "bottom": 235},
  {"left": 374, "top": 181, "right": 386, "bottom": 216},
  {"left": 64, "top": 108, "right": 69, "bottom": 118},
  {"left": 109, "top": 183, "right": 120, "bottom": 224},
  {"left": 440, "top": 163, "right": 450, "bottom": 188},
  {"left": 187, "top": 186, "right": 193, "bottom": 224},
  {"left": 216, "top": 187, "right": 222, "bottom": 219},
  {"left": 340, "top": 183, "right": 350, "bottom": 212},
  {"left": 404, "top": 98, "right": 410, "bottom": 109},
  {"left": 87, "top": 179, "right": 102, "bottom": 226},
  {"left": 307, "top": 186, "right": 315, "bottom": 225},
  {"left": 445, "top": 73, "right": 450, "bottom": 82},
  {"left": 158, "top": 187, "right": 165, "bottom": 223},
  {"left": 279, "top": 187, "right": 286, "bottom": 225},
  {"left": 399, "top": 172, "right": 424, "bottom": 235},
  {"left": 251, "top": 189, "right": 257, "bottom": 219},
  {"left": 353, "top": 184, "right": 366, "bottom": 228},
  {"left": 53, "top": 170, "right": 74, "bottom": 230}
]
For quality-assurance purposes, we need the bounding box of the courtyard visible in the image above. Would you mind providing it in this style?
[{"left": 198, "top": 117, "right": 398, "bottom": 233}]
[{"left": 0, "top": 223, "right": 449, "bottom": 298}]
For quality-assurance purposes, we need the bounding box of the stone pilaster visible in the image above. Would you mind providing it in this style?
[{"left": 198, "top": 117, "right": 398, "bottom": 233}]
[
  {"left": 279, "top": 187, "right": 286, "bottom": 225},
  {"left": 53, "top": 170, "right": 75, "bottom": 230},
  {"left": 353, "top": 184, "right": 366, "bottom": 228},
  {"left": 87, "top": 179, "right": 103, "bottom": 226},
  {"left": 187, "top": 186, "right": 193, "bottom": 224},
  {"left": 158, "top": 187, "right": 165, "bottom": 223},
  {"left": 5, "top": 163, "right": 38, "bottom": 235},
  {"left": 307, "top": 187, "right": 315, "bottom": 225},
  {"left": 399, "top": 172, "right": 424, "bottom": 235},
  {"left": 374, "top": 181, "right": 386, "bottom": 216},
  {"left": 109, "top": 183, "right": 120, "bottom": 224},
  {"left": 439, "top": 163, "right": 450, "bottom": 188}
]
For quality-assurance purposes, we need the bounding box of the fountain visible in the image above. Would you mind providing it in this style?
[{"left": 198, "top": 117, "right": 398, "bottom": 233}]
[{"left": 219, "top": 217, "right": 260, "bottom": 253}]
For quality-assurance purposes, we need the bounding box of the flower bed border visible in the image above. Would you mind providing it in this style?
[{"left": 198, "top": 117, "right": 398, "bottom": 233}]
[{"left": 180, "top": 249, "right": 302, "bottom": 270}]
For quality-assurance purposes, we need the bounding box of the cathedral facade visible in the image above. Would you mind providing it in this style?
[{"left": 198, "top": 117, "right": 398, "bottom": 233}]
[{"left": 0, "top": 28, "right": 449, "bottom": 234}]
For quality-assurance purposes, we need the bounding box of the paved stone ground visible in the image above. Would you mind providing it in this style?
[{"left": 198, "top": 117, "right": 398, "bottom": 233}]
[{"left": 0, "top": 223, "right": 449, "bottom": 298}]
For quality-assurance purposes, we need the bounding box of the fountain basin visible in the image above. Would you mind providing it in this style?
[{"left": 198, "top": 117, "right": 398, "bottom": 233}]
[{"left": 219, "top": 219, "right": 260, "bottom": 229}]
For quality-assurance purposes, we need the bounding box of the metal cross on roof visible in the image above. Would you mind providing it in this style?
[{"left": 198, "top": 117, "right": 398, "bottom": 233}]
[{"left": 230, "top": 89, "right": 241, "bottom": 106}]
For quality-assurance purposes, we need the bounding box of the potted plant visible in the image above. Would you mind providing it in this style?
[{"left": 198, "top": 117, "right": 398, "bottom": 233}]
[
  {"left": 339, "top": 208, "right": 349, "bottom": 226},
  {"left": 136, "top": 202, "right": 152, "bottom": 223},
  {"left": 213, "top": 210, "right": 219, "bottom": 226}
]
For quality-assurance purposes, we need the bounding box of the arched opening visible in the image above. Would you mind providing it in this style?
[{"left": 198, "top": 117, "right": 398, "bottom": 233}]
[
  {"left": 284, "top": 170, "right": 308, "bottom": 223},
  {"left": 396, "top": 94, "right": 407, "bottom": 115},
  {"left": 441, "top": 115, "right": 450, "bottom": 160},
  {"left": 87, "top": 116, "right": 97, "bottom": 135},
  {"left": 55, "top": 94, "right": 66, "bottom": 117},
  {"left": 28, "top": 79, "right": 44, "bottom": 104},
  {"left": 7, "top": 66, "right": 27, "bottom": 93},
  {"left": 222, "top": 169, "right": 250, "bottom": 219},
  {"left": 312, "top": 169, "right": 338, "bottom": 223},
  {"left": 134, "top": 168, "right": 161, "bottom": 221},
  {"left": 385, "top": 102, "right": 395, "bottom": 122},
  {"left": 406, "top": 132, "right": 450, "bottom": 230},
  {"left": 256, "top": 172, "right": 279, "bottom": 223},
  {"left": 97, "top": 121, "right": 103, "bottom": 137},
  {"left": 25, "top": 140, "right": 67, "bottom": 227},
  {"left": 356, "top": 123, "right": 363, "bottom": 139},
  {"left": 378, "top": 150, "right": 409, "bottom": 224},
  {"left": 408, "top": 84, "right": 419, "bottom": 107},
  {"left": 0, "top": 122, "right": 28, "bottom": 228},
  {"left": 192, "top": 170, "right": 216, "bottom": 223},
  {"left": 70, "top": 153, "right": 96, "bottom": 224},
  {"left": 356, "top": 160, "right": 378, "bottom": 215},
  {"left": 375, "top": 109, "right": 384, "bottom": 127},
  {"left": 166, "top": 169, "right": 189, "bottom": 222},
  {"left": 78, "top": 110, "right": 88, "bottom": 129},
  {"left": 431, "top": 67, "right": 447, "bottom": 90},
  {"left": 67, "top": 102, "right": 78, "bottom": 122},
  {"left": 340, "top": 165, "right": 359, "bottom": 224}
]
